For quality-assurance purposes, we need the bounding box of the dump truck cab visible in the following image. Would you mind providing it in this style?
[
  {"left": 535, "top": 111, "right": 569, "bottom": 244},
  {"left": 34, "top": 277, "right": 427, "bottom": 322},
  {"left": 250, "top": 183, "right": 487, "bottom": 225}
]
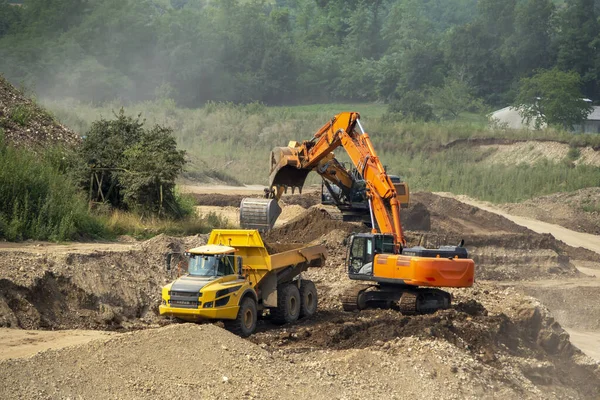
[
  {"left": 159, "top": 229, "right": 326, "bottom": 337},
  {"left": 160, "top": 244, "right": 252, "bottom": 322}
]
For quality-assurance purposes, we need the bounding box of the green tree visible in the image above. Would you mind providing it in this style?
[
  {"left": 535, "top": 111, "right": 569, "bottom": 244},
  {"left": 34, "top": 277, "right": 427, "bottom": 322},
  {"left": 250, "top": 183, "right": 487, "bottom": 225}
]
[
  {"left": 427, "top": 78, "right": 485, "bottom": 120},
  {"left": 81, "top": 110, "right": 186, "bottom": 216},
  {"left": 121, "top": 125, "right": 186, "bottom": 216},
  {"left": 508, "top": 0, "right": 556, "bottom": 76},
  {"left": 0, "top": 1, "right": 23, "bottom": 37},
  {"left": 387, "top": 90, "right": 435, "bottom": 122},
  {"left": 514, "top": 68, "right": 593, "bottom": 129},
  {"left": 380, "top": 0, "right": 444, "bottom": 99},
  {"left": 557, "top": 0, "right": 599, "bottom": 96}
]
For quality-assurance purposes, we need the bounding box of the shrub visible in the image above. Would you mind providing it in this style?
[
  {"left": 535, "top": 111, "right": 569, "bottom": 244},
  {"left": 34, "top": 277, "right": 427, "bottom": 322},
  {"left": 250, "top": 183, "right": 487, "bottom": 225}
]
[
  {"left": 0, "top": 133, "right": 105, "bottom": 241},
  {"left": 81, "top": 110, "right": 186, "bottom": 217}
]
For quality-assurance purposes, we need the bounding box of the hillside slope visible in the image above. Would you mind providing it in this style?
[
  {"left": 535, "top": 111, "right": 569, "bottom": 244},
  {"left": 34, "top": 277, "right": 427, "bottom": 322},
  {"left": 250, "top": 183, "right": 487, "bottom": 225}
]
[{"left": 0, "top": 76, "right": 80, "bottom": 147}]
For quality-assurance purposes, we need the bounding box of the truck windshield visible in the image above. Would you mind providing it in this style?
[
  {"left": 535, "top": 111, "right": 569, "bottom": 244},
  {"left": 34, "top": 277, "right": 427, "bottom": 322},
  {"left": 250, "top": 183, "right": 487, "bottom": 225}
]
[{"left": 188, "top": 254, "right": 235, "bottom": 277}]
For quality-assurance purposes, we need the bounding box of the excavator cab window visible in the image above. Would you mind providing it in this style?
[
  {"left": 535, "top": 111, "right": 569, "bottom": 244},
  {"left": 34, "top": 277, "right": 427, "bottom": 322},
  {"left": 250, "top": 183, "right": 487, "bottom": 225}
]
[
  {"left": 373, "top": 235, "right": 395, "bottom": 254},
  {"left": 348, "top": 236, "right": 374, "bottom": 275}
]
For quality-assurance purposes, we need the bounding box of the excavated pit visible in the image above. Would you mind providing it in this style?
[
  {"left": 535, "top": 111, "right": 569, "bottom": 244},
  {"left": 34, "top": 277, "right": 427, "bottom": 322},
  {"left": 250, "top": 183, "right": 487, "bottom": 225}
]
[
  {"left": 1, "top": 192, "right": 600, "bottom": 398},
  {"left": 0, "top": 192, "right": 590, "bottom": 331}
]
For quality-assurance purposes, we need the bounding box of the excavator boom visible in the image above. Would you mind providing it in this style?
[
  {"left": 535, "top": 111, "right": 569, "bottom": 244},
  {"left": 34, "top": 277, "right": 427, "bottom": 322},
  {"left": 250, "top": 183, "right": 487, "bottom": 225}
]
[
  {"left": 239, "top": 112, "right": 474, "bottom": 315},
  {"left": 268, "top": 112, "right": 405, "bottom": 247}
]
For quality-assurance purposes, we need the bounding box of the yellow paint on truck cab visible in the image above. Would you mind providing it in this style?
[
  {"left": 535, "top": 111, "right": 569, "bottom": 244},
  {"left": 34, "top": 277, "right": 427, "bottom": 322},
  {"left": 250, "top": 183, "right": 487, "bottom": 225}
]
[
  {"left": 159, "top": 277, "right": 247, "bottom": 321},
  {"left": 159, "top": 229, "right": 326, "bottom": 322}
]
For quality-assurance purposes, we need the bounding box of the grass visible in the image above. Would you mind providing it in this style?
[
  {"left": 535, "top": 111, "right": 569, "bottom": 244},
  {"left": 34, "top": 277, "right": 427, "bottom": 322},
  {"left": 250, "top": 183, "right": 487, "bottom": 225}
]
[
  {"left": 0, "top": 128, "right": 232, "bottom": 241},
  {"left": 9, "top": 104, "right": 33, "bottom": 126},
  {"left": 0, "top": 134, "right": 106, "bottom": 241},
  {"left": 580, "top": 199, "right": 600, "bottom": 213},
  {"left": 43, "top": 98, "right": 600, "bottom": 204},
  {"left": 101, "top": 209, "right": 232, "bottom": 239}
]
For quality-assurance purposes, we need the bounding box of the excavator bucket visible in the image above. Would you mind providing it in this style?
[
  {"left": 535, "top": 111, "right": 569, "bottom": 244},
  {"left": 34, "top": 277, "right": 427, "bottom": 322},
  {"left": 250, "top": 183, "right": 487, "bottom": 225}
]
[
  {"left": 269, "top": 145, "right": 310, "bottom": 194},
  {"left": 239, "top": 198, "right": 282, "bottom": 232},
  {"left": 239, "top": 144, "right": 309, "bottom": 232}
]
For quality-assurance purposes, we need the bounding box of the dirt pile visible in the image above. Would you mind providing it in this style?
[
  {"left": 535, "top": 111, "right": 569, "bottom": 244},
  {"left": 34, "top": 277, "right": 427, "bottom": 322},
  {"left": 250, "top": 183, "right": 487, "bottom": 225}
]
[
  {"left": 409, "top": 192, "right": 583, "bottom": 281},
  {"left": 0, "top": 76, "right": 80, "bottom": 147},
  {"left": 2, "top": 303, "right": 599, "bottom": 400},
  {"left": 0, "top": 235, "right": 207, "bottom": 330},
  {"left": 264, "top": 207, "right": 361, "bottom": 244},
  {"left": 501, "top": 188, "right": 600, "bottom": 235},
  {"left": 248, "top": 282, "right": 600, "bottom": 399}
]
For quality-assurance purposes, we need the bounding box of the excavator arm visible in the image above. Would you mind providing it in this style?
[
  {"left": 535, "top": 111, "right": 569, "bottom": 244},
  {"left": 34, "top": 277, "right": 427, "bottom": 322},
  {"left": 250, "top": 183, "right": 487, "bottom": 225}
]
[
  {"left": 267, "top": 112, "right": 406, "bottom": 248},
  {"left": 240, "top": 112, "right": 475, "bottom": 315}
]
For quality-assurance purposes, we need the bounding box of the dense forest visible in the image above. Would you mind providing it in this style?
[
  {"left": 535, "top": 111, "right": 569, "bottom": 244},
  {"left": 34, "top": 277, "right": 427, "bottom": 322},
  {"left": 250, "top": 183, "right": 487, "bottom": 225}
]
[{"left": 0, "top": 0, "right": 599, "bottom": 108}]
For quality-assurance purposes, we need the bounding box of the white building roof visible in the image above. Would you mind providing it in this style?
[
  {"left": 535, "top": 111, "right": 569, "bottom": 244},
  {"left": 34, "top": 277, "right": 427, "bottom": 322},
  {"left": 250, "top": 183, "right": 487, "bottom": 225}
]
[{"left": 588, "top": 106, "right": 600, "bottom": 121}]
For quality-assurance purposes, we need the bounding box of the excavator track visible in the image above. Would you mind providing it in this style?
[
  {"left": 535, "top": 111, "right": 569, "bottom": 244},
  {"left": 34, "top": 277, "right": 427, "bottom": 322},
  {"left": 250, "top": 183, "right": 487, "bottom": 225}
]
[
  {"left": 341, "top": 285, "right": 452, "bottom": 315},
  {"left": 398, "top": 292, "right": 418, "bottom": 315},
  {"left": 341, "top": 284, "right": 374, "bottom": 311},
  {"left": 398, "top": 288, "right": 452, "bottom": 315}
]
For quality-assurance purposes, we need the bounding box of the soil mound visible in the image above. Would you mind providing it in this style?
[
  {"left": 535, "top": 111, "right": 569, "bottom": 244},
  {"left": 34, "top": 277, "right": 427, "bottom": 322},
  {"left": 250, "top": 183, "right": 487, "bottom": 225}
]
[
  {"left": 2, "top": 307, "right": 599, "bottom": 399},
  {"left": 501, "top": 188, "right": 600, "bottom": 235},
  {"left": 249, "top": 285, "right": 600, "bottom": 399},
  {"left": 192, "top": 193, "right": 245, "bottom": 207},
  {"left": 408, "top": 192, "right": 583, "bottom": 281},
  {"left": 412, "top": 192, "right": 529, "bottom": 237},
  {"left": 0, "top": 235, "right": 207, "bottom": 330},
  {"left": 192, "top": 191, "right": 320, "bottom": 208},
  {"left": 265, "top": 207, "right": 361, "bottom": 244},
  {"left": 0, "top": 76, "right": 80, "bottom": 147},
  {"left": 401, "top": 201, "right": 431, "bottom": 231}
]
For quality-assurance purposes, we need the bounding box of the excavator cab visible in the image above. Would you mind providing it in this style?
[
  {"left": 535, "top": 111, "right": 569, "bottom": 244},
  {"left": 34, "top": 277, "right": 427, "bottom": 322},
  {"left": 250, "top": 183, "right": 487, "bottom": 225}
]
[{"left": 347, "top": 233, "right": 395, "bottom": 276}]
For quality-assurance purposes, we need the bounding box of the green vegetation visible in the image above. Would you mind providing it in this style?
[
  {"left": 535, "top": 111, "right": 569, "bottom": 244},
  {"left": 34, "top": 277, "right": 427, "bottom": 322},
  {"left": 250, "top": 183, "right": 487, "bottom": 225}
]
[
  {"left": 45, "top": 100, "right": 600, "bottom": 204},
  {"left": 581, "top": 199, "right": 600, "bottom": 213},
  {"left": 8, "top": 104, "right": 33, "bottom": 126},
  {"left": 515, "top": 68, "right": 593, "bottom": 129},
  {"left": 0, "top": 113, "right": 229, "bottom": 242},
  {"left": 1, "top": 0, "right": 600, "bottom": 243},
  {"left": 1, "top": 0, "right": 599, "bottom": 117},
  {"left": 103, "top": 210, "right": 231, "bottom": 239},
  {"left": 0, "top": 133, "right": 105, "bottom": 241},
  {"left": 80, "top": 110, "right": 186, "bottom": 217}
]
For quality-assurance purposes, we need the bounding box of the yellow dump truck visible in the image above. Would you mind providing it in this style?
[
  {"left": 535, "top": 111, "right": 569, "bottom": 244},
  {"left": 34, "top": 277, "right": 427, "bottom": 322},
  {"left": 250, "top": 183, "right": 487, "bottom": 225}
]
[{"left": 159, "top": 229, "right": 326, "bottom": 337}]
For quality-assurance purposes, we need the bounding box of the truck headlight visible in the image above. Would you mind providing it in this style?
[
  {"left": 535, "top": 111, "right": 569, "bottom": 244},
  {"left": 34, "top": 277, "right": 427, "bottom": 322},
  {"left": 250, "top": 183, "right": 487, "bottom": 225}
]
[{"left": 203, "top": 301, "right": 213, "bottom": 308}]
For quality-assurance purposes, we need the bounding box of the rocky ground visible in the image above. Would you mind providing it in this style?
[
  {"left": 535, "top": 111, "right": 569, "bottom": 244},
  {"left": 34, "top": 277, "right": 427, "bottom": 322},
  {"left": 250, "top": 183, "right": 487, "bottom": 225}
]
[
  {"left": 0, "top": 192, "right": 599, "bottom": 399},
  {"left": 0, "top": 76, "right": 80, "bottom": 147}
]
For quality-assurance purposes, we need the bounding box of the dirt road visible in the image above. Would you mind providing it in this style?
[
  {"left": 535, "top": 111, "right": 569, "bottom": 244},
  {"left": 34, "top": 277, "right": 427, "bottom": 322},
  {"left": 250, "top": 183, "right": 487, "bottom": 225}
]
[
  {"left": 435, "top": 192, "right": 600, "bottom": 254},
  {"left": 0, "top": 241, "right": 135, "bottom": 254},
  {"left": 0, "top": 328, "right": 112, "bottom": 360}
]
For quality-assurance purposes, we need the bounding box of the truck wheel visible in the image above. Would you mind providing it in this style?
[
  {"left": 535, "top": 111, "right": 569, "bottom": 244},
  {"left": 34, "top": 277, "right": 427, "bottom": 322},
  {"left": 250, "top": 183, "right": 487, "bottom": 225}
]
[
  {"left": 224, "top": 296, "right": 257, "bottom": 338},
  {"left": 299, "top": 280, "right": 318, "bottom": 318},
  {"left": 271, "top": 283, "right": 301, "bottom": 325}
]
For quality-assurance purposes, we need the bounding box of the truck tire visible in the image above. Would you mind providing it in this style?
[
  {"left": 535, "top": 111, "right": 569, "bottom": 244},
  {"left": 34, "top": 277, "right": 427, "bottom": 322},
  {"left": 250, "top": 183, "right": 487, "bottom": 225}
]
[
  {"left": 271, "top": 283, "right": 301, "bottom": 325},
  {"left": 299, "top": 280, "right": 318, "bottom": 318},
  {"left": 224, "top": 296, "right": 257, "bottom": 338}
]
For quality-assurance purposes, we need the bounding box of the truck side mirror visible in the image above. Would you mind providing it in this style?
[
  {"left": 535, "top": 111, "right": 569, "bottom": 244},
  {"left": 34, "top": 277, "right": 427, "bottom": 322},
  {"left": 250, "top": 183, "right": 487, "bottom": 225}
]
[
  {"left": 237, "top": 256, "right": 243, "bottom": 276},
  {"left": 165, "top": 253, "right": 172, "bottom": 271}
]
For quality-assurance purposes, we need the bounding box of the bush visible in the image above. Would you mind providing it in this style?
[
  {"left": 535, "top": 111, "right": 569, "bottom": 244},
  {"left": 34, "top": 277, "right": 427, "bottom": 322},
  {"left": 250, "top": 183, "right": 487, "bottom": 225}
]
[
  {"left": 386, "top": 91, "right": 435, "bottom": 122},
  {"left": 0, "top": 133, "right": 106, "bottom": 241},
  {"left": 81, "top": 110, "right": 186, "bottom": 217}
]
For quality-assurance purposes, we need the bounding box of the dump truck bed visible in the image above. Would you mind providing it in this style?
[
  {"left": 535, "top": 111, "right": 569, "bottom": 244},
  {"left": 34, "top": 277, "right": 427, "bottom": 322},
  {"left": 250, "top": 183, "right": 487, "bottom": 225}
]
[{"left": 208, "top": 229, "right": 326, "bottom": 272}]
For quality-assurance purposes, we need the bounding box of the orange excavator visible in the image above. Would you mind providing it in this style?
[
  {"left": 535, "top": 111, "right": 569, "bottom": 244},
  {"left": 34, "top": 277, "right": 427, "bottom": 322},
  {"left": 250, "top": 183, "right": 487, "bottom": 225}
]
[{"left": 241, "top": 112, "right": 474, "bottom": 313}]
